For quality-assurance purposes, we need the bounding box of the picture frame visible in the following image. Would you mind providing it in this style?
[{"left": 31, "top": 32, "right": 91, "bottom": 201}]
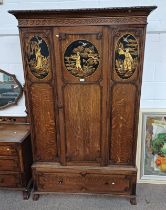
[{"left": 137, "top": 109, "right": 166, "bottom": 184}]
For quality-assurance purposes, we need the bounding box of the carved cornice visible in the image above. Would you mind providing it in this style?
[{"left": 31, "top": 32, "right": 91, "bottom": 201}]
[
  {"left": 9, "top": 6, "right": 157, "bottom": 27},
  {"left": 18, "top": 16, "right": 147, "bottom": 27},
  {"left": 9, "top": 6, "right": 157, "bottom": 19}
]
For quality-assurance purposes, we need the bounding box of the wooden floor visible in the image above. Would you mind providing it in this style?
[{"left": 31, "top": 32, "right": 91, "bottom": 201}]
[{"left": 0, "top": 183, "right": 166, "bottom": 210}]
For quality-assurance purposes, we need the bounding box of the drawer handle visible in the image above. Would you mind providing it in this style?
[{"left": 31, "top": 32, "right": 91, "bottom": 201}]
[
  {"left": 58, "top": 179, "right": 63, "bottom": 185},
  {"left": 80, "top": 172, "right": 87, "bottom": 177},
  {"left": 6, "top": 148, "right": 10, "bottom": 151},
  {"left": 0, "top": 178, "right": 4, "bottom": 183},
  {"left": 81, "top": 187, "right": 87, "bottom": 192},
  {"left": 104, "top": 182, "right": 115, "bottom": 185}
]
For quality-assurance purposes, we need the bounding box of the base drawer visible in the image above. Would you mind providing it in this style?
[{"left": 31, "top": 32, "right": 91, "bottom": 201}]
[
  {"left": 0, "top": 173, "right": 21, "bottom": 188},
  {"left": 37, "top": 172, "right": 130, "bottom": 194},
  {"left": 0, "top": 145, "right": 17, "bottom": 156},
  {"left": 85, "top": 174, "right": 130, "bottom": 193},
  {"left": 0, "top": 158, "right": 19, "bottom": 171},
  {"left": 37, "top": 172, "right": 82, "bottom": 192}
]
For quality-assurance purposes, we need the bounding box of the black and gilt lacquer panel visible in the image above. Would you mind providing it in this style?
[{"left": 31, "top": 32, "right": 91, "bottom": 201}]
[
  {"left": 115, "top": 34, "right": 139, "bottom": 79},
  {"left": 64, "top": 40, "right": 100, "bottom": 78},
  {"left": 27, "top": 36, "right": 50, "bottom": 79}
]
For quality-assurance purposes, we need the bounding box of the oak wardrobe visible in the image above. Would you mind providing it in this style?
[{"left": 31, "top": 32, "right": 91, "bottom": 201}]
[{"left": 9, "top": 6, "right": 156, "bottom": 204}]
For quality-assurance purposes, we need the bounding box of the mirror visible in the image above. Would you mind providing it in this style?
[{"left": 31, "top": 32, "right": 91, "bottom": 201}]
[{"left": 0, "top": 69, "right": 23, "bottom": 109}]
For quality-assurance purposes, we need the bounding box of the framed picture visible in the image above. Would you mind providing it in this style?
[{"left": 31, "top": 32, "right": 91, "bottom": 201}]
[{"left": 137, "top": 109, "right": 166, "bottom": 184}]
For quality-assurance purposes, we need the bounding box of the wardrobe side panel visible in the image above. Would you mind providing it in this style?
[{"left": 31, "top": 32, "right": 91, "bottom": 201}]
[
  {"left": 19, "top": 29, "right": 58, "bottom": 161},
  {"left": 109, "top": 27, "right": 146, "bottom": 165}
]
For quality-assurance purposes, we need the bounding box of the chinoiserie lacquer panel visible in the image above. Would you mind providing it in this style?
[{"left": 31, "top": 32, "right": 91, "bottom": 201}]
[
  {"left": 27, "top": 36, "right": 49, "bottom": 79},
  {"left": 56, "top": 26, "right": 103, "bottom": 83},
  {"left": 64, "top": 40, "right": 100, "bottom": 78},
  {"left": 23, "top": 31, "right": 52, "bottom": 82},
  {"left": 112, "top": 29, "right": 141, "bottom": 81},
  {"left": 115, "top": 34, "right": 138, "bottom": 79}
]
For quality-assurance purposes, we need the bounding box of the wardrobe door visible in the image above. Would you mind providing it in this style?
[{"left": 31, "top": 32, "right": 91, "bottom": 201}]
[
  {"left": 20, "top": 29, "right": 58, "bottom": 162},
  {"left": 54, "top": 26, "right": 109, "bottom": 166},
  {"left": 109, "top": 28, "right": 146, "bottom": 165}
]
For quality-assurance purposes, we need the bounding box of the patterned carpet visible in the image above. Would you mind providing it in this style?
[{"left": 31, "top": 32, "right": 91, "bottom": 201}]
[{"left": 0, "top": 184, "right": 166, "bottom": 210}]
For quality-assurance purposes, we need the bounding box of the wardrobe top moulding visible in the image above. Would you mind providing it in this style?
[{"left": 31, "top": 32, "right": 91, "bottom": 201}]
[{"left": 9, "top": 6, "right": 157, "bottom": 27}]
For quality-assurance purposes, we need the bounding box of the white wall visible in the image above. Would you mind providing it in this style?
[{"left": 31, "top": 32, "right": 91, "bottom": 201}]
[{"left": 0, "top": 0, "right": 166, "bottom": 116}]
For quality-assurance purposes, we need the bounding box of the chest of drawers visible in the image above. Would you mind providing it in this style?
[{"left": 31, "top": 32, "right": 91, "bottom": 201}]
[{"left": 0, "top": 123, "right": 33, "bottom": 199}]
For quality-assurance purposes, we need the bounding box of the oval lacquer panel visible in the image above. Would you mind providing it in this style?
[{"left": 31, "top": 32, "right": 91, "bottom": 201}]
[
  {"left": 64, "top": 40, "right": 100, "bottom": 78},
  {"left": 115, "top": 34, "right": 139, "bottom": 79},
  {"left": 27, "top": 36, "right": 50, "bottom": 79}
]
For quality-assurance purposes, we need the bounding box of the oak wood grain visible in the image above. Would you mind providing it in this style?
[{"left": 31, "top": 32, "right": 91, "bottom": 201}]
[
  {"left": 30, "top": 83, "right": 57, "bottom": 161},
  {"left": 110, "top": 84, "right": 136, "bottom": 164},
  {"left": 64, "top": 84, "right": 101, "bottom": 163}
]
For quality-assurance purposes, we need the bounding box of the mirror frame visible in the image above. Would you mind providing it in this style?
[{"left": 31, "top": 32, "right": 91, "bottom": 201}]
[{"left": 0, "top": 69, "right": 23, "bottom": 110}]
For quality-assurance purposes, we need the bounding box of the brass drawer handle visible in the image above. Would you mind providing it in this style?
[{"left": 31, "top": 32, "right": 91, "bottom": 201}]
[
  {"left": 80, "top": 172, "right": 87, "bottom": 177},
  {"left": 104, "top": 182, "right": 115, "bottom": 185},
  {"left": 58, "top": 179, "right": 63, "bottom": 184},
  {"left": 81, "top": 187, "right": 87, "bottom": 192}
]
